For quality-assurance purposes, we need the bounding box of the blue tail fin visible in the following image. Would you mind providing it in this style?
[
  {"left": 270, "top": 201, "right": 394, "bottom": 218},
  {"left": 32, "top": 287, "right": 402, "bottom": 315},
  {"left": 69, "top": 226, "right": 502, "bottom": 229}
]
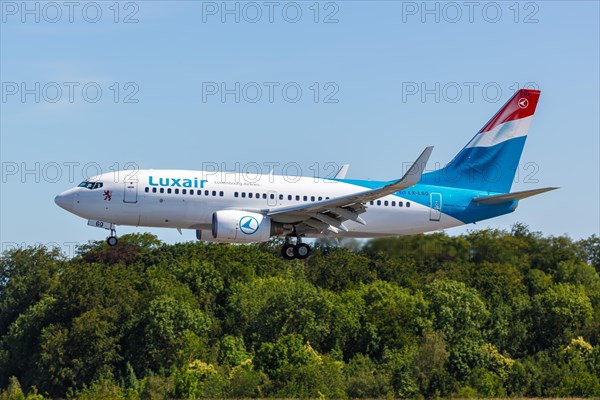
[{"left": 421, "top": 89, "right": 541, "bottom": 193}]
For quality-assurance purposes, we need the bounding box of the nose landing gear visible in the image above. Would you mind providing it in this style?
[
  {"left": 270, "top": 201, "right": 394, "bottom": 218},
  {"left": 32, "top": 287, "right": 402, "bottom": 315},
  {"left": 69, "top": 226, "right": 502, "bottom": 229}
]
[
  {"left": 106, "top": 229, "right": 118, "bottom": 246},
  {"left": 281, "top": 237, "right": 311, "bottom": 260}
]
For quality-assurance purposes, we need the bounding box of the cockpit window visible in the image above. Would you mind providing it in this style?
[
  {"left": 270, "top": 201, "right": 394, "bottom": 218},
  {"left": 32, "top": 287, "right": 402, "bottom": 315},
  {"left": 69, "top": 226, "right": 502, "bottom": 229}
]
[{"left": 78, "top": 181, "right": 103, "bottom": 190}]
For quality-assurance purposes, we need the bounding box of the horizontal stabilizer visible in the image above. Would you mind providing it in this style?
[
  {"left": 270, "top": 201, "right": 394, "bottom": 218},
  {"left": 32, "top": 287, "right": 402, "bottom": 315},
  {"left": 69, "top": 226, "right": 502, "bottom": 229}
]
[{"left": 474, "top": 187, "right": 558, "bottom": 205}]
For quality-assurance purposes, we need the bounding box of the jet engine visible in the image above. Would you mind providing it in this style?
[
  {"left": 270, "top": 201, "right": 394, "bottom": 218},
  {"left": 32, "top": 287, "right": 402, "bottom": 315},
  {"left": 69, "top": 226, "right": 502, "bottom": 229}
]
[
  {"left": 210, "top": 210, "right": 283, "bottom": 243},
  {"left": 195, "top": 229, "right": 222, "bottom": 243}
]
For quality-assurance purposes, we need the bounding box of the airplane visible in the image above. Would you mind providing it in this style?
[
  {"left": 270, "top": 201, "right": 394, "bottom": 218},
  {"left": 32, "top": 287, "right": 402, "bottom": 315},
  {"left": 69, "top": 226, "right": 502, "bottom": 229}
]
[{"left": 55, "top": 88, "right": 557, "bottom": 259}]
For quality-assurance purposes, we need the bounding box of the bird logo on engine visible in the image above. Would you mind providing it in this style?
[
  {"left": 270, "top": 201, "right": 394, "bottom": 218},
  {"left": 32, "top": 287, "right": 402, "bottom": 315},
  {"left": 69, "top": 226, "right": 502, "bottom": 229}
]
[{"left": 239, "top": 216, "right": 259, "bottom": 235}]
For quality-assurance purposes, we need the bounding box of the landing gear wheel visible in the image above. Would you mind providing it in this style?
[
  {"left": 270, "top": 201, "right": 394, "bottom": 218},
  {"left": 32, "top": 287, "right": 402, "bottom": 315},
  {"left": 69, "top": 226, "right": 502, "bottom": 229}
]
[
  {"left": 107, "top": 236, "right": 118, "bottom": 247},
  {"left": 294, "top": 243, "right": 311, "bottom": 259},
  {"left": 281, "top": 243, "right": 296, "bottom": 260}
]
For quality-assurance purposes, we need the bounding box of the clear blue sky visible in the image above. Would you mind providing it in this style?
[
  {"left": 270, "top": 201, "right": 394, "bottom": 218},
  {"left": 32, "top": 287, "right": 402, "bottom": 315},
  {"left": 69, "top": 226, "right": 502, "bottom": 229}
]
[{"left": 1, "top": 1, "right": 599, "bottom": 255}]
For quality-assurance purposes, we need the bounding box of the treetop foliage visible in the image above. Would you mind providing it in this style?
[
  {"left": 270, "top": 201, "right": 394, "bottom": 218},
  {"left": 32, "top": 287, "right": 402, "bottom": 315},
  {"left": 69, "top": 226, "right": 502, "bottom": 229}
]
[{"left": 1, "top": 225, "right": 599, "bottom": 398}]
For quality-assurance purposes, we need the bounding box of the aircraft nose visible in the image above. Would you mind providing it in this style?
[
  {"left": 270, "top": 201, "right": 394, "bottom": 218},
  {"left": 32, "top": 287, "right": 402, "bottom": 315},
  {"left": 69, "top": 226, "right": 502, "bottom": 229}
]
[{"left": 54, "top": 192, "right": 73, "bottom": 211}]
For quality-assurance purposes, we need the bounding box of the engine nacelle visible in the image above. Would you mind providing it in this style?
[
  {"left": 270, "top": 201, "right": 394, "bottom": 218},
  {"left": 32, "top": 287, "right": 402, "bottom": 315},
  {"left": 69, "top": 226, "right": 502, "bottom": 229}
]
[
  {"left": 211, "top": 210, "right": 282, "bottom": 243},
  {"left": 196, "top": 229, "right": 223, "bottom": 243}
]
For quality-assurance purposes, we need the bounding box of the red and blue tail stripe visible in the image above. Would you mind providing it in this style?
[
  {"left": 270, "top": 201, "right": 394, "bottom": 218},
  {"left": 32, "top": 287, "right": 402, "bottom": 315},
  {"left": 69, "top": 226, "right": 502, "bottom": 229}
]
[{"left": 422, "top": 89, "right": 541, "bottom": 193}]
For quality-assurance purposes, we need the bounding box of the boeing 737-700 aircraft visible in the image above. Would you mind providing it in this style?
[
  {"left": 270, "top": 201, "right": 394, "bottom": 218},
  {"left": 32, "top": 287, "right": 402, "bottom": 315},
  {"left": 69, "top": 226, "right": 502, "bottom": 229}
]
[{"left": 55, "top": 88, "right": 556, "bottom": 259}]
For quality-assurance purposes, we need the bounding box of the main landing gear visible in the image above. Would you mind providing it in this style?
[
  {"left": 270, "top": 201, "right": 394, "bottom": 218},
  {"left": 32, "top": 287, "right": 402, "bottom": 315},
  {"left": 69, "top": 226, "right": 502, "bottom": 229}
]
[
  {"left": 281, "top": 237, "right": 311, "bottom": 260},
  {"left": 106, "top": 228, "right": 118, "bottom": 247}
]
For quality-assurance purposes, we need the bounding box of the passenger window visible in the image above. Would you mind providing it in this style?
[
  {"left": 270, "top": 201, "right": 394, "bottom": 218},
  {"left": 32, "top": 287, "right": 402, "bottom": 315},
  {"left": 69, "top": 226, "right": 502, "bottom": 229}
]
[
  {"left": 182, "top": 189, "right": 187, "bottom": 194},
  {"left": 241, "top": 192, "right": 246, "bottom": 198},
  {"left": 326, "top": 197, "right": 330, "bottom": 200},
  {"left": 318, "top": 196, "right": 322, "bottom": 201},
  {"left": 212, "top": 191, "right": 217, "bottom": 196},
  {"left": 384, "top": 200, "right": 388, "bottom": 206},
  {"left": 249, "top": 193, "right": 253, "bottom": 199},
  {"left": 311, "top": 196, "right": 315, "bottom": 202},
  {"left": 262, "top": 193, "right": 267, "bottom": 199},
  {"left": 295, "top": 195, "right": 300, "bottom": 201},
  {"left": 256, "top": 193, "right": 260, "bottom": 198},
  {"left": 399, "top": 201, "right": 403, "bottom": 207},
  {"left": 160, "top": 188, "right": 164, "bottom": 193},
  {"left": 167, "top": 188, "right": 172, "bottom": 194},
  {"left": 370, "top": 201, "right": 374, "bottom": 205},
  {"left": 277, "top": 194, "right": 282, "bottom": 200},
  {"left": 145, "top": 187, "right": 149, "bottom": 193},
  {"left": 234, "top": 192, "right": 239, "bottom": 198},
  {"left": 220, "top": 191, "right": 224, "bottom": 197},
  {"left": 392, "top": 201, "right": 396, "bottom": 206},
  {"left": 189, "top": 189, "right": 194, "bottom": 195},
  {"left": 175, "top": 189, "right": 179, "bottom": 194},
  {"left": 303, "top": 196, "right": 308, "bottom": 201},
  {"left": 288, "top": 195, "right": 292, "bottom": 200},
  {"left": 377, "top": 200, "right": 381, "bottom": 206},
  {"left": 406, "top": 202, "right": 411, "bottom": 207},
  {"left": 152, "top": 188, "right": 157, "bottom": 193},
  {"left": 205, "top": 190, "right": 209, "bottom": 196}
]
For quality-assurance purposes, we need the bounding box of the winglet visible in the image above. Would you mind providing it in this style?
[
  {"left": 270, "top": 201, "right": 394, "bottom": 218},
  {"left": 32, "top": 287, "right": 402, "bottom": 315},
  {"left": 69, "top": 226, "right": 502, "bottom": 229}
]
[
  {"left": 398, "top": 146, "right": 433, "bottom": 187},
  {"left": 335, "top": 164, "right": 350, "bottom": 179}
]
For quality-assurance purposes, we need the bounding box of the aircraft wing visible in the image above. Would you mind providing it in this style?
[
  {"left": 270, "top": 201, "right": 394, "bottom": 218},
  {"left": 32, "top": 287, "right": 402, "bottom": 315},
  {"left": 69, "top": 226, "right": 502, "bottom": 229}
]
[{"left": 263, "top": 147, "right": 433, "bottom": 233}]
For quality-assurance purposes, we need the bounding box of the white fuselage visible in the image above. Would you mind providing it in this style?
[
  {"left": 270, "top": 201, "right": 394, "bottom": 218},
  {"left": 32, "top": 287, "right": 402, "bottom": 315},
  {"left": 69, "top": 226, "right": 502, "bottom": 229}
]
[{"left": 55, "top": 169, "right": 463, "bottom": 239}]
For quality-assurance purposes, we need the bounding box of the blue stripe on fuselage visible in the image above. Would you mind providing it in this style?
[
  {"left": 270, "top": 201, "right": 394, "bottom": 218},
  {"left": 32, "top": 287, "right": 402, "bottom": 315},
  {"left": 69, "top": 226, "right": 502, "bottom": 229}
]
[{"left": 327, "top": 179, "right": 517, "bottom": 224}]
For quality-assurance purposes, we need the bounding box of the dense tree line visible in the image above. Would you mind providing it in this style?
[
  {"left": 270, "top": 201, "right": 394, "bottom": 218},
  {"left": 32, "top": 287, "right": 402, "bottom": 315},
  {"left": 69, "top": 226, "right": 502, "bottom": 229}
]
[{"left": 1, "top": 224, "right": 599, "bottom": 399}]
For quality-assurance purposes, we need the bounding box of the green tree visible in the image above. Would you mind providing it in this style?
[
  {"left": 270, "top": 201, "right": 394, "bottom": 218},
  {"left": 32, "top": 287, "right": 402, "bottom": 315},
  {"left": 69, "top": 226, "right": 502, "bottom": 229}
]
[
  {"left": 358, "top": 281, "right": 430, "bottom": 354},
  {"left": 255, "top": 334, "right": 345, "bottom": 397},
  {"left": 305, "top": 248, "right": 375, "bottom": 292},
  {"left": 531, "top": 283, "right": 593, "bottom": 349},
  {"left": 171, "top": 360, "right": 227, "bottom": 398},
  {"left": 414, "top": 331, "right": 454, "bottom": 397},
  {"left": 343, "top": 354, "right": 387, "bottom": 398},
  {"left": 136, "top": 295, "right": 211, "bottom": 371},
  {"left": 218, "top": 335, "right": 249, "bottom": 367},
  {"left": 426, "top": 279, "right": 489, "bottom": 342},
  {"left": 227, "top": 277, "right": 336, "bottom": 351},
  {"left": 228, "top": 359, "right": 265, "bottom": 398}
]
